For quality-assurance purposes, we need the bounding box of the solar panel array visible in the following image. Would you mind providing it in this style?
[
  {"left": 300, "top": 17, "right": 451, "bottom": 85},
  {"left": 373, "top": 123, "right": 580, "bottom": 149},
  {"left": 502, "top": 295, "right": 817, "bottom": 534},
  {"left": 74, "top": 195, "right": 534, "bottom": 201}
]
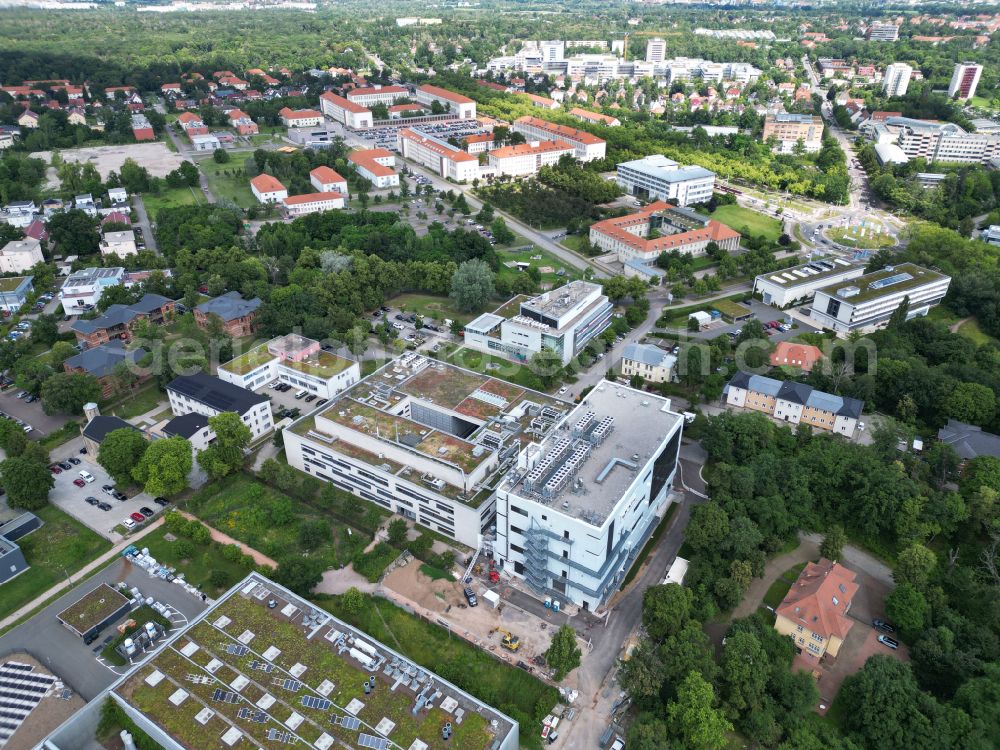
[
  {"left": 226, "top": 644, "right": 249, "bottom": 656},
  {"left": 0, "top": 661, "right": 56, "bottom": 746},
  {"left": 300, "top": 695, "right": 331, "bottom": 710},
  {"left": 266, "top": 728, "right": 298, "bottom": 743},
  {"left": 282, "top": 679, "right": 302, "bottom": 692},
  {"left": 236, "top": 707, "right": 268, "bottom": 723},
  {"left": 358, "top": 733, "right": 390, "bottom": 749},
  {"left": 211, "top": 688, "right": 240, "bottom": 704},
  {"left": 249, "top": 660, "right": 274, "bottom": 673},
  {"left": 337, "top": 715, "right": 361, "bottom": 730}
]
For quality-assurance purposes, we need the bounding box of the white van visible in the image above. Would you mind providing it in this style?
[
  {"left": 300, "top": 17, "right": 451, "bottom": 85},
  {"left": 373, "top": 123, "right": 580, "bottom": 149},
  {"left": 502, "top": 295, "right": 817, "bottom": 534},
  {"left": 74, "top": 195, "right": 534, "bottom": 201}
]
[
  {"left": 79, "top": 470, "right": 95, "bottom": 483},
  {"left": 293, "top": 389, "right": 307, "bottom": 400},
  {"left": 122, "top": 518, "right": 136, "bottom": 530}
]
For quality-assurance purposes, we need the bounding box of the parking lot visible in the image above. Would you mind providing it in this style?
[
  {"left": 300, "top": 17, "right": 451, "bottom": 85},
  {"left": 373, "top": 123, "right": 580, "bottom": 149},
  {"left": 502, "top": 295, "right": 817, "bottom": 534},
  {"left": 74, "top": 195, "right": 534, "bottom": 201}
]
[
  {"left": 0, "top": 389, "right": 67, "bottom": 437},
  {"left": 47, "top": 439, "right": 164, "bottom": 541},
  {"left": 354, "top": 119, "right": 490, "bottom": 151},
  {"left": 686, "top": 300, "right": 821, "bottom": 342},
  {"left": 0, "top": 558, "right": 209, "bottom": 700}
]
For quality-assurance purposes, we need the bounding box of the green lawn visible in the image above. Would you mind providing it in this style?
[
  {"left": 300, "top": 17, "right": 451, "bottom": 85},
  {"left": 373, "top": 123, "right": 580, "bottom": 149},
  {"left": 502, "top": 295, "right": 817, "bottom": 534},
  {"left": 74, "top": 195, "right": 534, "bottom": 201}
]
[
  {"left": 762, "top": 561, "right": 810, "bottom": 609},
  {"left": 969, "top": 95, "right": 995, "bottom": 110},
  {"left": 0, "top": 505, "right": 112, "bottom": 621},
  {"left": 139, "top": 526, "right": 254, "bottom": 596},
  {"left": 388, "top": 292, "right": 477, "bottom": 325},
  {"left": 317, "top": 591, "right": 558, "bottom": 750},
  {"left": 195, "top": 159, "right": 256, "bottom": 208},
  {"left": 827, "top": 226, "right": 896, "bottom": 249},
  {"left": 445, "top": 347, "right": 549, "bottom": 390},
  {"left": 186, "top": 474, "right": 371, "bottom": 572},
  {"left": 141, "top": 186, "right": 204, "bottom": 219},
  {"left": 497, "top": 245, "right": 581, "bottom": 286},
  {"left": 956, "top": 317, "right": 998, "bottom": 347},
  {"left": 706, "top": 204, "right": 782, "bottom": 242},
  {"left": 102, "top": 385, "right": 164, "bottom": 420}
]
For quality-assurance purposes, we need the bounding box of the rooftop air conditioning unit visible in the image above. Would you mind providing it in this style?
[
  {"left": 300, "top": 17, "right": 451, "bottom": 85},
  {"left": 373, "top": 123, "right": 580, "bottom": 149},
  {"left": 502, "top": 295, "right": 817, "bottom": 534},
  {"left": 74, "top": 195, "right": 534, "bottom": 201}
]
[{"left": 836, "top": 286, "right": 860, "bottom": 298}]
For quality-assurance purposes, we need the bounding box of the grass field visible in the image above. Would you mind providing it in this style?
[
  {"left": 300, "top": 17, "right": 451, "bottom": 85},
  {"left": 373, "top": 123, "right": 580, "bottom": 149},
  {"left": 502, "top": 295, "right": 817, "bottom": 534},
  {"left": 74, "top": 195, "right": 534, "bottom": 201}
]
[
  {"left": 496, "top": 244, "right": 580, "bottom": 286},
  {"left": 445, "top": 346, "right": 549, "bottom": 390},
  {"left": 956, "top": 317, "right": 998, "bottom": 347},
  {"left": 141, "top": 186, "right": 204, "bottom": 219},
  {"left": 102, "top": 384, "right": 164, "bottom": 420},
  {"left": 827, "top": 226, "right": 896, "bottom": 249},
  {"left": 196, "top": 159, "right": 256, "bottom": 208},
  {"left": 387, "top": 292, "right": 476, "bottom": 325},
  {"left": 0, "top": 505, "right": 112, "bottom": 621},
  {"left": 317, "top": 591, "right": 558, "bottom": 750},
  {"left": 707, "top": 204, "right": 782, "bottom": 242},
  {"left": 139, "top": 526, "right": 254, "bottom": 596}
]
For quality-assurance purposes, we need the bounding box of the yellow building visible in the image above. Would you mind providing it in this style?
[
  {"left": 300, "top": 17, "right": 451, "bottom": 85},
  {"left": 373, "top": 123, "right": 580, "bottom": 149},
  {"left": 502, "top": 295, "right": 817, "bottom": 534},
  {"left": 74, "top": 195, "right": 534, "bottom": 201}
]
[{"left": 774, "top": 558, "right": 859, "bottom": 663}]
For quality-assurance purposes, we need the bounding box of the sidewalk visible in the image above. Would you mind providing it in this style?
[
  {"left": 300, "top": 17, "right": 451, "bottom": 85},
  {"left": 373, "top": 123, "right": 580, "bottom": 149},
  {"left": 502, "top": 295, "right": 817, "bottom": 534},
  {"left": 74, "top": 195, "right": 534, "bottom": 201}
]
[{"left": 0, "top": 516, "right": 165, "bottom": 632}]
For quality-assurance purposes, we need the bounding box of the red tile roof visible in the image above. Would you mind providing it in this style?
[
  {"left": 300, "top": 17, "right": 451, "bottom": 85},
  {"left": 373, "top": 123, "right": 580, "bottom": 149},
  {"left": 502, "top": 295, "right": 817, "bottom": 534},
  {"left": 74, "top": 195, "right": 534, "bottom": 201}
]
[
  {"left": 279, "top": 107, "right": 322, "bottom": 120},
  {"left": 590, "top": 201, "right": 740, "bottom": 254},
  {"left": 347, "top": 85, "right": 408, "bottom": 99},
  {"left": 310, "top": 166, "right": 346, "bottom": 184},
  {"left": 568, "top": 107, "right": 619, "bottom": 125},
  {"left": 348, "top": 149, "right": 395, "bottom": 178},
  {"left": 513, "top": 116, "right": 605, "bottom": 145},
  {"left": 418, "top": 84, "right": 474, "bottom": 105},
  {"left": 776, "top": 559, "right": 858, "bottom": 641},
  {"left": 250, "top": 174, "right": 286, "bottom": 194},
  {"left": 283, "top": 191, "right": 345, "bottom": 205},
  {"left": 489, "top": 139, "right": 573, "bottom": 159},
  {"left": 399, "top": 129, "right": 477, "bottom": 162},
  {"left": 769, "top": 342, "right": 823, "bottom": 372},
  {"left": 320, "top": 91, "right": 369, "bottom": 114}
]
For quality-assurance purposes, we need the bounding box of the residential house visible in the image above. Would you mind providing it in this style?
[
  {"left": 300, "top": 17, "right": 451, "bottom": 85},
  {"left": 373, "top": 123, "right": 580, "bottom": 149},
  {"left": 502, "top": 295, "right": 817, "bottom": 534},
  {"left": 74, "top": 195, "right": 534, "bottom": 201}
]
[
  {"left": 249, "top": 174, "right": 288, "bottom": 204},
  {"left": 347, "top": 148, "right": 399, "bottom": 188},
  {"left": 0, "top": 276, "right": 34, "bottom": 312},
  {"left": 70, "top": 293, "right": 176, "bottom": 347},
  {"left": 0, "top": 238, "right": 44, "bottom": 274},
  {"left": 130, "top": 114, "right": 155, "bottom": 141},
  {"left": 166, "top": 373, "right": 273, "bottom": 440},
  {"left": 17, "top": 110, "right": 39, "bottom": 129},
  {"left": 309, "top": 166, "right": 348, "bottom": 195},
  {"left": 59, "top": 266, "right": 126, "bottom": 315},
  {"left": 774, "top": 559, "right": 859, "bottom": 664},
  {"left": 81, "top": 413, "right": 141, "bottom": 456},
  {"left": 937, "top": 419, "right": 1000, "bottom": 461},
  {"left": 177, "top": 112, "right": 209, "bottom": 137},
  {"left": 194, "top": 291, "right": 262, "bottom": 336},
  {"left": 107, "top": 187, "right": 128, "bottom": 206},
  {"left": 621, "top": 342, "right": 677, "bottom": 383},
  {"left": 99, "top": 230, "right": 138, "bottom": 258},
  {"left": 0, "top": 513, "right": 42, "bottom": 584},
  {"left": 63, "top": 344, "right": 148, "bottom": 399},
  {"left": 23, "top": 219, "right": 48, "bottom": 243},
  {"left": 227, "top": 109, "right": 258, "bottom": 135},
  {"left": 101, "top": 211, "right": 131, "bottom": 228}
]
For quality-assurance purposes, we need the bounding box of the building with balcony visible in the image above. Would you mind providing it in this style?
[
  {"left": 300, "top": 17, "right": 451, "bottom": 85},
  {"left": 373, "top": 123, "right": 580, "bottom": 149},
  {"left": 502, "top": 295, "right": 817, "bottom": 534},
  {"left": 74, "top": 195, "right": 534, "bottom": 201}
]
[
  {"left": 194, "top": 291, "right": 262, "bottom": 337},
  {"left": 0, "top": 275, "right": 33, "bottom": 312},
  {"left": 309, "top": 166, "right": 348, "bottom": 195},
  {"left": 59, "top": 266, "right": 126, "bottom": 315},
  {"left": 99, "top": 229, "right": 138, "bottom": 257},
  {"left": 0, "top": 238, "right": 43, "bottom": 273},
  {"left": 166, "top": 372, "right": 273, "bottom": 441},
  {"left": 487, "top": 139, "right": 574, "bottom": 177},
  {"left": 70, "top": 293, "right": 176, "bottom": 347}
]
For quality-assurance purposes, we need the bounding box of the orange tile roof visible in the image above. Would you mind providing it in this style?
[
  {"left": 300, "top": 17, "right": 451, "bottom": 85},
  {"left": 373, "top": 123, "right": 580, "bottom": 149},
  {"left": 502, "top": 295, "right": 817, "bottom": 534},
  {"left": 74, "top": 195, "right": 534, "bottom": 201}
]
[
  {"left": 568, "top": 107, "right": 619, "bottom": 125},
  {"left": 776, "top": 559, "right": 858, "bottom": 641},
  {"left": 769, "top": 342, "right": 823, "bottom": 372},
  {"left": 283, "top": 191, "right": 345, "bottom": 205},
  {"left": 513, "top": 116, "right": 605, "bottom": 146},
  {"left": 489, "top": 139, "right": 574, "bottom": 159},
  {"left": 418, "top": 84, "right": 474, "bottom": 105},
  {"left": 347, "top": 85, "right": 408, "bottom": 99},
  {"left": 280, "top": 107, "right": 322, "bottom": 120},
  {"left": 463, "top": 133, "right": 494, "bottom": 144},
  {"left": 348, "top": 149, "right": 395, "bottom": 177},
  {"left": 590, "top": 201, "right": 740, "bottom": 254},
  {"left": 320, "top": 91, "right": 369, "bottom": 114},
  {"left": 310, "top": 166, "right": 346, "bottom": 184},
  {"left": 526, "top": 93, "right": 558, "bottom": 107},
  {"left": 177, "top": 112, "right": 202, "bottom": 124},
  {"left": 227, "top": 109, "right": 251, "bottom": 121},
  {"left": 399, "top": 129, "right": 477, "bottom": 162},
  {"left": 389, "top": 103, "right": 423, "bottom": 113},
  {"left": 250, "top": 174, "right": 286, "bottom": 193}
]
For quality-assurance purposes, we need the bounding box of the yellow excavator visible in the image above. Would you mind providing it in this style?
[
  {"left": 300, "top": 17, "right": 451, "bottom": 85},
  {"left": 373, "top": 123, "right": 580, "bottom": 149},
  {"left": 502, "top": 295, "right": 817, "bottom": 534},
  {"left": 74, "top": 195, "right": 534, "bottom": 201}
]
[{"left": 491, "top": 628, "right": 522, "bottom": 652}]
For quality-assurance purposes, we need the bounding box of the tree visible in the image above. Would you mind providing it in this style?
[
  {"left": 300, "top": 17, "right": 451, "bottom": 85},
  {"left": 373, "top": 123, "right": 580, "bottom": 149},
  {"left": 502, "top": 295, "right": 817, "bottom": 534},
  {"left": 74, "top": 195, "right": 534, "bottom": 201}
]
[
  {"left": 946, "top": 382, "right": 996, "bottom": 426},
  {"left": 30, "top": 315, "right": 59, "bottom": 346},
  {"left": 544, "top": 624, "right": 581, "bottom": 680},
  {"left": 449, "top": 258, "right": 495, "bottom": 312},
  {"left": 47, "top": 209, "right": 99, "bottom": 256},
  {"left": 720, "top": 630, "right": 767, "bottom": 713},
  {"left": 97, "top": 427, "right": 148, "bottom": 484},
  {"left": 659, "top": 622, "right": 720, "bottom": 702},
  {"left": 132, "top": 436, "right": 192, "bottom": 496},
  {"left": 820, "top": 525, "right": 847, "bottom": 561},
  {"left": 40, "top": 372, "right": 101, "bottom": 415},
  {"left": 196, "top": 412, "right": 252, "bottom": 480},
  {"left": 894, "top": 543, "right": 936, "bottom": 589},
  {"left": 619, "top": 638, "right": 665, "bottom": 705},
  {"left": 0, "top": 418, "right": 28, "bottom": 456},
  {"left": 341, "top": 586, "right": 365, "bottom": 615},
  {"left": 885, "top": 582, "right": 929, "bottom": 641},
  {"left": 387, "top": 518, "right": 408, "bottom": 546},
  {"left": 666, "top": 671, "right": 733, "bottom": 750},
  {"left": 297, "top": 519, "right": 330, "bottom": 551},
  {"left": 273, "top": 555, "right": 325, "bottom": 596},
  {"left": 0, "top": 456, "right": 54, "bottom": 510},
  {"left": 642, "top": 584, "right": 693, "bottom": 641},
  {"left": 839, "top": 656, "right": 939, "bottom": 748},
  {"left": 490, "top": 216, "right": 515, "bottom": 245},
  {"left": 213, "top": 148, "right": 230, "bottom": 164}
]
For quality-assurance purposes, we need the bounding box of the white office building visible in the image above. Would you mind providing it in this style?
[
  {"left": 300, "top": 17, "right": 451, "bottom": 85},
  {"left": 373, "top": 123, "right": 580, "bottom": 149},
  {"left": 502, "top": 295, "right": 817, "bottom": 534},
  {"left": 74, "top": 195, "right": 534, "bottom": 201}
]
[
  {"left": 283, "top": 353, "right": 571, "bottom": 547},
  {"left": 882, "top": 63, "right": 913, "bottom": 97},
  {"left": 487, "top": 140, "right": 575, "bottom": 177},
  {"left": 0, "top": 238, "right": 44, "bottom": 273},
  {"left": 398, "top": 128, "right": 480, "bottom": 182},
  {"left": 949, "top": 62, "right": 983, "bottom": 99},
  {"left": 319, "top": 92, "right": 374, "bottom": 129},
  {"left": 59, "top": 266, "right": 126, "bottom": 315},
  {"left": 415, "top": 85, "right": 477, "bottom": 119},
  {"left": 754, "top": 258, "right": 865, "bottom": 308},
  {"left": 616, "top": 155, "right": 716, "bottom": 207},
  {"left": 166, "top": 372, "right": 273, "bottom": 440},
  {"left": 866, "top": 23, "right": 900, "bottom": 42},
  {"left": 217, "top": 334, "right": 360, "bottom": 399},
  {"left": 809, "top": 262, "right": 952, "bottom": 334},
  {"left": 494, "top": 382, "right": 684, "bottom": 609},
  {"left": 464, "top": 281, "right": 614, "bottom": 365},
  {"left": 645, "top": 38, "right": 667, "bottom": 63}
]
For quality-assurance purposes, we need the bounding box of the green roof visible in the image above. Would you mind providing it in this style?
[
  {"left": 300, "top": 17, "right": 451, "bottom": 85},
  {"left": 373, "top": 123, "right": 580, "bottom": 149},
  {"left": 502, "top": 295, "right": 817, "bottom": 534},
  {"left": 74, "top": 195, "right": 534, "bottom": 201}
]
[
  {"left": 57, "top": 583, "right": 130, "bottom": 635},
  {"left": 219, "top": 344, "right": 274, "bottom": 375},
  {"left": 815, "top": 262, "right": 948, "bottom": 305},
  {"left": 281, "top": 351, "right": 352, "bottom": 378},
  {"left": 0, "top": 276, "right": 31, "bottom": 293}
]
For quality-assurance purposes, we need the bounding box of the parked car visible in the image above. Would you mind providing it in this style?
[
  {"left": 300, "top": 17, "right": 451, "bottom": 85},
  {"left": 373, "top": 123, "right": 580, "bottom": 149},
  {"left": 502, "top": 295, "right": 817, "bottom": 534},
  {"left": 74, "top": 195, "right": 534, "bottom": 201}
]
[
  {"left": 102, "top": 484, "right": 115, "bottom": 494},
  {"left": 877, "top": 634, "right": 900, "bottom": 650},
  {"left": 872, "top": 619, "right": 895, "bottom": 634},
  {"left": 26, "top": 394, "right": 39, "bottom": 403},
  {"left": 68, "top": 457, "right": 81, "bottom": 466},
  {"left": 113, "top": 491, "right": 128, "bottom": 502},
  {"left": 153, "top": 496, "right": 169, "bottom": 507},
  {"left": 22, "top": 424, "right": 32, "bottom": 433},
  {"left": 84, "top": 496, "right": 99, "bottom": 506},
  {"left": 129, "top": 512, "right": 145, "bottom": 523},
  {"left": 49, "top": 465, "right": 62, "bottom": 474},
  {"left": 139, "top": 506, "right": 154, "bottom": 518},
  {"left": 122, "top": 518, "right": 136, "bottom": 530},
  {"left": 463, "top": 587, "right": 478, "bottom": 607},
  {"left": 73, "top": 478, "right": 86, "bottom": 488},
  {"left": 97, "top": 502, "right": 112, "bottom": 511},
  {"left": 79, "top": 470, "right": 95, "bottom": 483}
]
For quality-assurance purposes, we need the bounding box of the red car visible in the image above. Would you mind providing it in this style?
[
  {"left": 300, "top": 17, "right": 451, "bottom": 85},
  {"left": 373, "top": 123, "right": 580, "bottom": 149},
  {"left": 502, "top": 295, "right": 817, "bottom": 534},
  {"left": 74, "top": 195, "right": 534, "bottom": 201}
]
[
  {"left": 129, "top": 512, "right": 145, "bottom": 523},
  {"left": 49, "top": 465, "right": 62, "bottom": 474},
  {"left": 72, "top": 478, "right": 86, "bottom": 488}
]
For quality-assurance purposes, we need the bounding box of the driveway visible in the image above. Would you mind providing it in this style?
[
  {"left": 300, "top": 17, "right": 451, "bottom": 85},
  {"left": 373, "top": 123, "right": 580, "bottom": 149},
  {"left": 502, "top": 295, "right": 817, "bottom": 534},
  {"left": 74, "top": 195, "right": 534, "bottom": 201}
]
[
  {"left": 47, "top": 440, "right": 163, "bottom": 541},
  {"left": 0, "top": 391, "right": 69, "bottom": 437},
  {"left": 0, "top": 557, "right": 209, "bottom": 700}
]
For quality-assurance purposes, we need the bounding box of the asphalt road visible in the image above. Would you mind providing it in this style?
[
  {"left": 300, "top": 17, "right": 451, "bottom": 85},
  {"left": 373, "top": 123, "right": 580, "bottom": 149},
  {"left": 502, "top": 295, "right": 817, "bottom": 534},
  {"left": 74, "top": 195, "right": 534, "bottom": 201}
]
[
  {"left": 132, "top": 194, "right": 159, "bottom": 253},
  {"left": 0, "top": 557, "right": 209, "bottom": 700}
]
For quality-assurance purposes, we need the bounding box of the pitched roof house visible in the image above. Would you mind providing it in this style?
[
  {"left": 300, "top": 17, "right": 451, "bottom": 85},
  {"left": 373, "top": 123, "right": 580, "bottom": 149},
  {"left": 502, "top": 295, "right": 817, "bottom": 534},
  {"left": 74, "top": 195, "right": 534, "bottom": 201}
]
[{"left": 775, "top": 559, "right": 859, "bottom": 663}]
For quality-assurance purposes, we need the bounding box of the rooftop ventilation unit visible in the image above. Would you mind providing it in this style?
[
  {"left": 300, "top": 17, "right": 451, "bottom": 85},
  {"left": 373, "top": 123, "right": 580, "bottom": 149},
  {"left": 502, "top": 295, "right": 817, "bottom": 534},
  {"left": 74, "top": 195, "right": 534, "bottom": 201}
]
[{"left": 836, "top": 286, "right": 860, "bottom": 299}]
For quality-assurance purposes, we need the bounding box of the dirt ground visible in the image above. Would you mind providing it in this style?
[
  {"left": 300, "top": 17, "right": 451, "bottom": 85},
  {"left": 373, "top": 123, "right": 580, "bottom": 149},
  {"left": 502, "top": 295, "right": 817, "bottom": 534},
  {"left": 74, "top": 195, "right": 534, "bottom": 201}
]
[
  {"left": 4, "top": 652, "right": 85, "bottom": 750},
  {"left": 382, "top": 558, "right": 556, "bottom": 662},
  {"left": 31, "top": 143, "right": 187, "bottom": 185}
]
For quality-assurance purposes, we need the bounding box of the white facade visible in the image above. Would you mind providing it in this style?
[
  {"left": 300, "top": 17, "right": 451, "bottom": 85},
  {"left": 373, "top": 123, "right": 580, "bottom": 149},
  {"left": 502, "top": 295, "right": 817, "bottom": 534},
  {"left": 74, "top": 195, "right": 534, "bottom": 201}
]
[
  {"left": 99, "top": 230, "right": 138, "bottom": 257},
  {"left": 882, "top": 63, "right": 912, "bottom": 97},
  {"left": 348, "top": 149, "right": 399, "bottom": 188},
  {"left": 415, "top": 85, "right": 477, "bottom": 119},
  {"left": 282, "top": 192, "right": 346, "bottom": 216},
  {"left": 487, "top": 140, "right": 574, "bottom": 177},
  {"left": 645, "top": 38, "right": 666, "bottom": 63},
  {"left": 621, "top": 343, "right": 676, "bottom": 383},
  {"left": 166, "top": 378, "right": 273, "bottom": 441},
  {"left": 309, "top": 167, "right": 348, "bottom": 195},
  {"left": 809, "top": 263, "right": 952, "bottom": 334},
  {"left": 319, "top": 92, "right": 374, "bottom": 129},
  {"left": 0, "top": 238, "right": 44, "bottom": 273},
  {"left": 866, "top": 23, "right": 900, "bottom": 41},
  {"left": 754, "top": 259, "right": 865, "bottom": 307},
  {"left": 190, "top": 134, "right": 221, "bottom": 151},
  {"left": 218, "top": 337, "right": 360, "bottom": 400},
  {"left": 494, "top": 383, "right": 684, "bottom": 609},
  {"left": 512, "top": 116, "right": 606, "bottom": 161},
  {"left": 616, "top": 155, "right": 715, "bottom": 206},
  {"left": 59, "top": 266, "right": 126, "bottom": 314},
  {"left": 464, "top": 281, "right": 614, "bottom": 365},
  {"left": 398, "top": 129, "right": 480, "bottom": 182},
  {"left": 949, "top": 62, "right": 983, "bottom": 99},
  {"left": 250, "top": 176, "right": 288, "bottom": 204},
  {"left": 346, "top": 86, "right": 409, "bottom": 107}
]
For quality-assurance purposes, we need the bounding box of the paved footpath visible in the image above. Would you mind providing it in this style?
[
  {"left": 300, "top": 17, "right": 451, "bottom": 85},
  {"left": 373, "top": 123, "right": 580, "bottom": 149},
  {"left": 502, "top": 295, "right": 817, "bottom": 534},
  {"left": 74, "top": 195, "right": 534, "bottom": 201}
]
[{"left": 0, "top": 517, "right": 165, "bottom": 632}]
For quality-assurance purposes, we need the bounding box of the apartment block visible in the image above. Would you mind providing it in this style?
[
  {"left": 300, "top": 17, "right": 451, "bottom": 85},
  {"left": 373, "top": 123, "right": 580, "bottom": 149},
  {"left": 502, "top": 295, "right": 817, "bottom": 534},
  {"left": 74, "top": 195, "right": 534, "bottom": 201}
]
[
  {"left": 949, "top": 62, "right": 983, "bottom": 99},
  {"left": 346, "top": 85, "right": 410, "bottom": 107},
  {"left": 398, "top": 128, "right": 480, "bottom": 182},
  {"left": 282, "top": 191, "right": 347, "bottom": 216},
  {"left": 511, "top": 116, "right": 606, "bottom": 161},
  {"left": 319, "top": 91, "right": 374, "bottom": 129},
  {"left": 762, "top": 114, "right": 824, "bottom": 153},
  {"left": 167, "top": 372, "right": 273, "bottom": 441},
  {"left": 0, "top": 238, "right": 43, "bottom": 273},
  {"left": 278, "top": 107, "right": 324, "bottom": 128},
  {"left": 415, "top": 84, "right": 477, "bottom": 119},
  {"left": 724, "top": 371, "right": 864, "bottom": 437},
  {"left": 882, "top": 63, "right": 913, "bottom": 97},
  {"left": 59, "top": 266, "right": 126, "bottom": 315},
  {"left": 463, "top": 281, "right": 614, "bottom": 365},
  {"left": 283, "top": 353, "right": 571, "bottom": 547},
  {"left": 809, "top": 263, "right": 951, "bottom": 334},
  {"left": 866, "top": 22, "right": 900, "bottom": 41},
  {"left": 494, "top": 382, "right": 684, "bottom": 609},
  {"left": 348, "top": 148, "right": 399, "bottom": 188},
  {"left": 615, "top": 154, "right": 716, "bottom": 207},
  {"left": 487, "top": 139, "right": 574, "bottom": 177},
  {"left": 309, "top": 165, "right": 348, "bottom": 195},
  {"left": 194, "top": 291, "right": 262, "bottom": 336}
]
